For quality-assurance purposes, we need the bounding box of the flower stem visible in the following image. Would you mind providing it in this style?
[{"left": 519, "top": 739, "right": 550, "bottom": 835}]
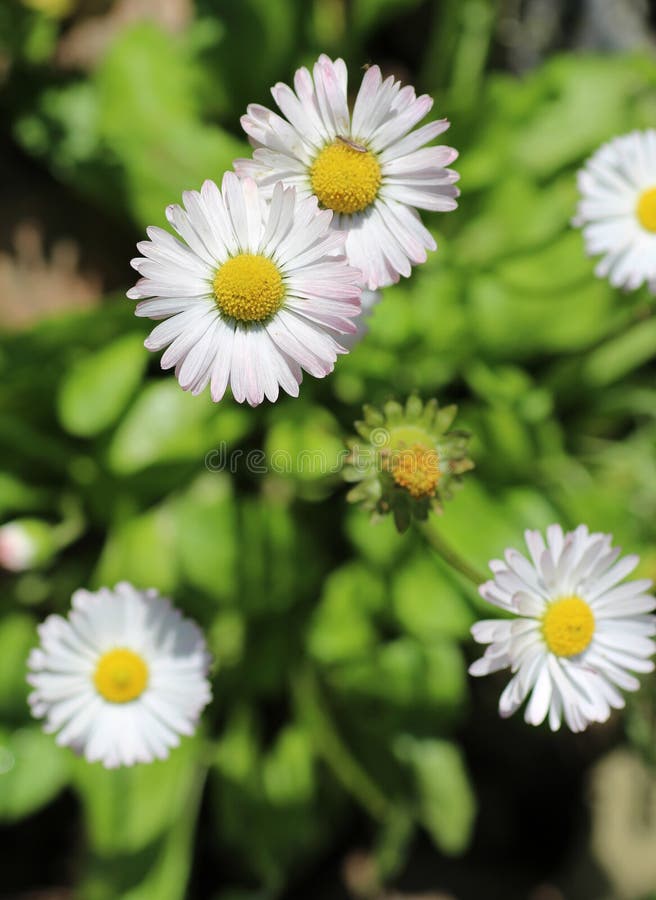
[
  {"left": 416, "top": 521, "right": 486, "bottom": 587},
  {"left": 53, "top": 495, "right": 85, "bottom": 550},
  {"left": 294, "top": 667, "right": 390, "bottom": 822}
]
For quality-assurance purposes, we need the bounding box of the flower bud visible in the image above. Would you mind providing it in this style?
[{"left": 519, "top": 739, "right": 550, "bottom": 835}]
[
  {"left": 0, "top": 519, "right": 59, "bottom": 572},
  {"left": 343, "top": 396, "right": 474, "bottom": 532}
]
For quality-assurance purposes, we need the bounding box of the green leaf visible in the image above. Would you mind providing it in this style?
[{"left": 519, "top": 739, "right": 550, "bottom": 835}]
[
  {"left": 14, "top": 78, "right": 100, "bottom": 177},
  {"left": 208, "top": 610, "right": 246, "bottom": 671},
  {"left": 80, "top": 746, "right": 205, "bottom": 900},
  {"left": 83, "top": 829, "right": 192, "bottom": 900},
  {"left": 94, "top": 503, "right": 179, "bottom": 594},
  {"left": 0, "top": 473, "right": 46, "bottom": 517},
  {"left": 392, "top": 554, "right": 473, "bottom": 640},
  {"left": 583, "top": 317, "right": 656, "bottom": 387},
  {"left": 57, "top": 333, "right": 147, "bottom": 437},
  {"left": 308, "top": 563, "right": 385, "bottom": 665},
  {"left": 75, "top": 737, "right": 201, "bottom": 856},
  {"left": 212, "top": 710, "right": 331, "bottom": 889},
  {"left": 108, "top": 381, "right": 207, "bottom": 473},
  {"left": 205, "top": 0, "right": 300, "bottom": 119},
  {"left": 175, "top": 473, "right": 237, "bottom": 601},
  {"left": 351, "top": 0, "right": 422, "bottom": 34},
  {"left": 261, "top": 725, "right": 315, "bottom": 806},
  {"left": 468, "top": 272, "right": 617, "bottom": 357},
  {"left": 0, "top": 726, "right": 70, "bottom": 821},
  {"left": 96, "top": 24, "right": 247, "bottom": 227},
  {"left": 345, "top": 505, "right": 412, "bottom": 569},
  {"left": 234, "top": 498, "right": 323, "bottom": 617},
  {"left": 264, "top": 405, "right": 345, "bottom": 487},
  {"left": 108, "top": 380, "right": 248, "bottom": 474},
  {"left": 395, "top": 736, "right": 476, "bottom": 855},
  {"left": 434, "top": 481, "right": 567, "bottom": 595},
  {"left": 495, "top": 230, "right": 594, "bottom": 294},
  {"left": 453, "top": 174, "right": 575, "bottom": 268},
  {"left": 512, "top": 55, "right": 648, "bottom": 177},
  {"left": 331, "top": 638, "right": 466, "bottom": 711},
  {"left": 0, "top": 614, "right": 36, "bottom": 719}
]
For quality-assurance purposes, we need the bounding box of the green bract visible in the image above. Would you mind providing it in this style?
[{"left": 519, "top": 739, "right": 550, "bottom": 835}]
[{"left": 344, "top": 396, "right": 474, "bottom": 532}]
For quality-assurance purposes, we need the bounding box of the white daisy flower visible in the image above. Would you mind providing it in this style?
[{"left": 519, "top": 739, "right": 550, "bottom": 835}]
[
  {"left": 234, "top": 54, "right": 459, "bottom": 290},
  {"left": 27, "top": 583, "right": 212, "bottom": 768},
  {"left": 128, "top": 172, "right": 362, "bottom": 407},
  {"left": 470, "top": 524, "right": 656, "bottom": 733},
  {"left": 574, "top": 129, "right": 656, "bottom": 290}
]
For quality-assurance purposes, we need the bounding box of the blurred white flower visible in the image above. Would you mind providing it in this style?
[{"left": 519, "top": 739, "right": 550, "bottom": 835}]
[
  {"left": 128, "top": 173, "right": 362, "bottom": 407},
  {"left": 28, "top": 583, "right": 211, "bottom": 768},
  {"left": 0, "top": 519, "right": 56, "bottom": 572},
  {"left": 235, "top": 54, "right": 459, "bottom": 290},
  {"left": 574, "top": 130, "right": 656, "bottom": 290},
  {"left": 470, "top": 524, "right": 656, "bottom": 733}
]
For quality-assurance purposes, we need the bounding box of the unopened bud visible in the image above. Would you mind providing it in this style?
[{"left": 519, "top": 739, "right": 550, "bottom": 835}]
[{"left": 0, "top": 520, "right": 58, "bottom": 572}]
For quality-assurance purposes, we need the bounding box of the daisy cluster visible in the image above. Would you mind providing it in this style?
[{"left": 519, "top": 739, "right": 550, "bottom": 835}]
[
  {"left": 24, "top": 57, "right": 656, "bottom": 771},
  {"left": 27, "top": 54, "right": 463, "bottom": 768},
  {"left": 128, "top": 54, "right": 460, "bottom": 407}
]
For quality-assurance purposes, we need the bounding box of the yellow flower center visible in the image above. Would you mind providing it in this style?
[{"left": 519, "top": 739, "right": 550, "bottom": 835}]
[
  {"left": 388, "top": 442, "right": 441, "bottom": 499},
  {"left": 93, "top": 648, "right": 149, "bottom": 703},
  {"left": 636, "top": 187, "right": 656, "bottom": 232},
  {"left": 541, "top": 596, "right": 595, "bottom": 658},
  {"left": 310, "top": 140, "right": 381, "bottom": 215},
  {"left": 213, "top": 254, "right": 284, "bottom": 322}
]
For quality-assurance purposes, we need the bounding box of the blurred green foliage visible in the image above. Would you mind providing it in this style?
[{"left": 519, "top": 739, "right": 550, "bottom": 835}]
[{"left": 2, "top": 0, "right": 656, "bottom": 897}]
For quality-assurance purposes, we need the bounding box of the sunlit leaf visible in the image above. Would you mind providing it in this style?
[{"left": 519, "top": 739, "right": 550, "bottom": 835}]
[
  {"left": 0, "top": 726, "right": 70, "bottom": 821},
  {"left": 57, "top": 333, "right": 147, "bottom": 437},
  {"left": 395, "top": 736, "right": 476, "bottom": 855}
]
